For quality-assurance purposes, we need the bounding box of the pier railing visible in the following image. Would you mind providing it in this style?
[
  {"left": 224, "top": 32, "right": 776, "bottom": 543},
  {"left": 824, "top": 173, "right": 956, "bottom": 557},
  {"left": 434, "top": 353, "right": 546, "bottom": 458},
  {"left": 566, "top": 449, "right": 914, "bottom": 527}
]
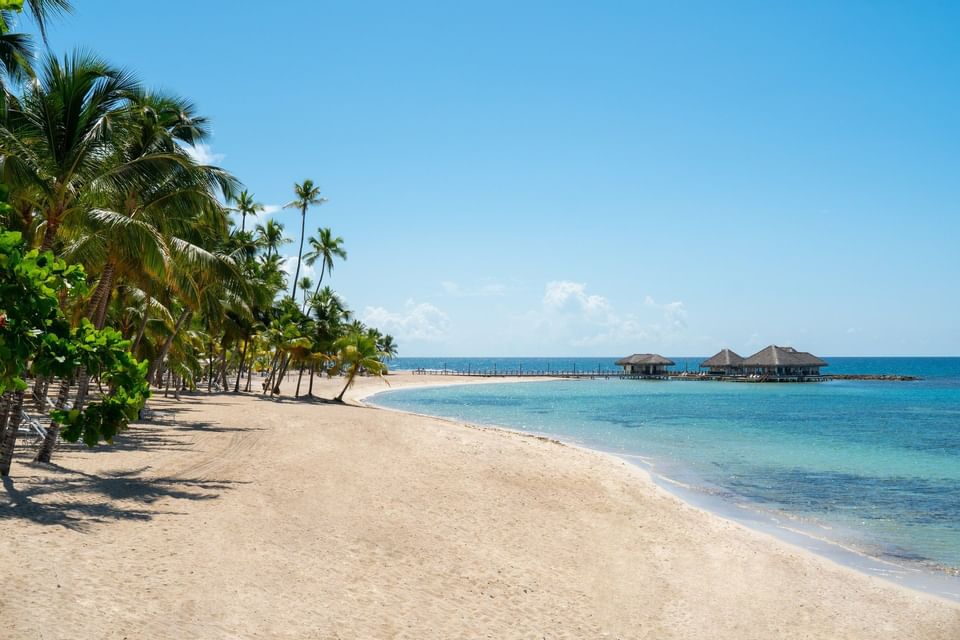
[{"left": 407, "top": 368, "right": 844, "bottom": 382}]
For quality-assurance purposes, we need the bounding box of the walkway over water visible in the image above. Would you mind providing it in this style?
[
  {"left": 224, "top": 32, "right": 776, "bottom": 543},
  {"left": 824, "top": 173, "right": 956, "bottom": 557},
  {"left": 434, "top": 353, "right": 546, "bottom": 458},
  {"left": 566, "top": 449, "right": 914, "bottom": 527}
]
[{"left": 408, "top": 368, "right": 835, "bottom": 382}]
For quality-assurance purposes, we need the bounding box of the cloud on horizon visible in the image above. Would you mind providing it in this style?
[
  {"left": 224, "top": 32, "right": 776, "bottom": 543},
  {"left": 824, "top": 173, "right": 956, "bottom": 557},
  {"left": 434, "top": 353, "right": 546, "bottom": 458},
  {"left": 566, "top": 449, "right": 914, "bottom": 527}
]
[
  {"left": 362, "top": 300, "right": 450, "bottom": 342},
  {"left": 441, "top": 280, "right": 507, "bottom": 297},
  {"left": 532, "top": 281, "right": 648, "bottom": 349}
]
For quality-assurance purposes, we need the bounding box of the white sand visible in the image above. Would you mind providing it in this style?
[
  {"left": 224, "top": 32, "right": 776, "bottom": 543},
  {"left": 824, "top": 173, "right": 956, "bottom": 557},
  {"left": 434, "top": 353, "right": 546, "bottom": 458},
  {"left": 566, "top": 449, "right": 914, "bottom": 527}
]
[{"left": 1, "top": 372, "right": 958, "bottom": 639}]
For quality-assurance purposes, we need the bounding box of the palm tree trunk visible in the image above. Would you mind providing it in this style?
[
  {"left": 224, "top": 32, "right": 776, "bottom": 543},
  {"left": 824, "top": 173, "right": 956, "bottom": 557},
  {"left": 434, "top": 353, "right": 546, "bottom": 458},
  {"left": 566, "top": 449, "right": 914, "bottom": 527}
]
[
  {"left": 218, "top": 351, "right": 230, "bottom": 388},
  {"left": 33, "top": 379, "right": 72, "bottom": 464},
  {"left": 0, "top": 390, "right": 25, "bottom": 475},
  {"left": 295, "top": 362, "right": 305, "bottom": 397},
  {"left": 307, "top": 363, "right": 316, "bottom": 396},
  {"left": 335, "top": 366, "right": 358, "bottom": 402},
  {"left": 207, "top": 339, "right": 214, "bottom": 393},
  {"left": 148, "top": 309, "right": 192, "bottom": 385},
  {"left": 85, "top": 261, "right": 116, "bottom": 327},
  {"left": 39, "top": 215, "right": 61, "bottom": 253},
  {"left": 312, "top": 262, "right": 327, "bottom": 298},
  {"left": 0, "top": 392, "right": 12, "bottom": 445},
  {"left": 291, "top": 208, "right": 306, "bottom": 300},
  {"left": 234, "top": 339, "right": 249, "bottom": 392},
  {"left": 131, "top": 295, "right": 151, "bottom": 354},
  {"left": 272, "top": 355, "right": 291, "bottom": 395},
  {"left": 245, "top": 355, "right": 254, "bottom": 392},
  {"left": 262, "top": 350, "right": 281, "bottom": 395},
  {"left": 71, "top": 261, "right": 117, "bottom": 411}
]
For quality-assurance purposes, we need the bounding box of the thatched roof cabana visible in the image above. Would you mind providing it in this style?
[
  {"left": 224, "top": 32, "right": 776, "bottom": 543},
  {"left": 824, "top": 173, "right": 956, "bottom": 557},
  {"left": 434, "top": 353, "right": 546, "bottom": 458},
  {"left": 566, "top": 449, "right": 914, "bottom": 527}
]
[
  {"left": 700, "top": 348, "right": 744, "bottom": 368},
  {"left": 615, "top": 354, "right": 675, "bottom": 366},
  {"left": 741, "top": 345, "right": 827, "bottom": 368}
]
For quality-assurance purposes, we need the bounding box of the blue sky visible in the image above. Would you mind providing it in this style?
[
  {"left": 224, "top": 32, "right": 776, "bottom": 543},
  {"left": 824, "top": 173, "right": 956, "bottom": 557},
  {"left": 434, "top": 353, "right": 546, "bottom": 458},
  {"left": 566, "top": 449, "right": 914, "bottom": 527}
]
[{"left": 38, "top": 1, "right": 960, "bottom": 356}]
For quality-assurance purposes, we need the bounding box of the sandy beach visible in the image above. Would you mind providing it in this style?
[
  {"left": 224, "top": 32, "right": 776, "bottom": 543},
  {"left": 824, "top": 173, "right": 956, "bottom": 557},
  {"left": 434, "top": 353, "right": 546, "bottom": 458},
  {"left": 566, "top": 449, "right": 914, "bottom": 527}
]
[{"left": 1, "top": 372, "right": 958, "bottom": 639}]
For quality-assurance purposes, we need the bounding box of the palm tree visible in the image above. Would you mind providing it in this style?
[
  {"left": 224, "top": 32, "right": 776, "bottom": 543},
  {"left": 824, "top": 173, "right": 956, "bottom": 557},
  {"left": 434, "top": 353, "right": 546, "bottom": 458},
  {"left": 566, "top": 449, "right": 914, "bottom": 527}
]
[
  {"left": 330, "top": 330, "right": 387, "bottom": 403},
  {"left": 254, "top": 219, "right": 289, "bottom": 260},
  {"left": 284, "top": 179, "right": 326, "bottom": 301},
  {"left": 378, "top": 334, "right": 398, "bottom": 360},
  {"left": 298, "top": 276, "right": 312, "bottom": 311},
  {"left": 303, "top": 227, "right": 346, "bottom": 297},
  {"left": 0, "top": 50, "right": 140, "bottom": 253},
  {"left": 229, "top": 189, "right": 263, "bottom": 233},
  {"left": 0, "top": 0, "right": 72, "bottom": 88},
  {"left": 63, "top": 90, "right": 238, "bottom": 329}
]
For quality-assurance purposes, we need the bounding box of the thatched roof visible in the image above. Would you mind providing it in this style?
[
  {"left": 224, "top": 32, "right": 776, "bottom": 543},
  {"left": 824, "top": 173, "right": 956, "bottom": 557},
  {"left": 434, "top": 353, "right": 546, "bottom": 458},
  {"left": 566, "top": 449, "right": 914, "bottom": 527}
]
[
  {"left": 741, "top": 345, "right": 828, "bottom": 367},
  {"left": 615, "top": 353, "right": 675, "bottom": 366},
  {"left": 700, "top": 348, "right": 744, "bottom": 368}
]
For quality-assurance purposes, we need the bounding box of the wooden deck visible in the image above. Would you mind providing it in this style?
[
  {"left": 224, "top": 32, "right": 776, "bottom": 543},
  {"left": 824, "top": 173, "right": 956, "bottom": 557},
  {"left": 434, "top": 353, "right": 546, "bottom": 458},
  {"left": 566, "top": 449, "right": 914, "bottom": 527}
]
[{"left": 409, "top": 369, "right": 828, "bottom": 382}]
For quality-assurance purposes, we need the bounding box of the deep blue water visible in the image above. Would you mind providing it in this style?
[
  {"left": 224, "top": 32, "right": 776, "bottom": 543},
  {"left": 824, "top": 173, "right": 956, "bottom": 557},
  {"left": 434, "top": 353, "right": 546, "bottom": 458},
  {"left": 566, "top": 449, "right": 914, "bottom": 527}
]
[{"left": 373, "top": 357, "right": 960, "bottom": 589}]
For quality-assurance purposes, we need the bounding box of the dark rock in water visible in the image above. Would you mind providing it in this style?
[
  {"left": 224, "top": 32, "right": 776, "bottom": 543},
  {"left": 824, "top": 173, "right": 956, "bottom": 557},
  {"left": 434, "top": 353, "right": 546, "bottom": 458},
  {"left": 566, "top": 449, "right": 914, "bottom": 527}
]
[{"left": 829, "top": 374, "right": 921, "bottom": 381}]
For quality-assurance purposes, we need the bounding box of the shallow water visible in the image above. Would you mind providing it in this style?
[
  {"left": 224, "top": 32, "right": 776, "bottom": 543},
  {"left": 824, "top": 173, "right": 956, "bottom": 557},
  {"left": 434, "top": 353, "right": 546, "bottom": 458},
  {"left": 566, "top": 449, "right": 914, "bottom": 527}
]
[{"left": 372, "top": 359, "right": 960, "bottom": 596}]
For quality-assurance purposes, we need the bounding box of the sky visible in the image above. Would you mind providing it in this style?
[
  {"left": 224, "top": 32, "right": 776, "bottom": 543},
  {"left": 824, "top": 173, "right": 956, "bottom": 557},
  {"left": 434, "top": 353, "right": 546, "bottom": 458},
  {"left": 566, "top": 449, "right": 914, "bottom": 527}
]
[{"left": 34, "top": 1, "right": 960, "bottom": 356}]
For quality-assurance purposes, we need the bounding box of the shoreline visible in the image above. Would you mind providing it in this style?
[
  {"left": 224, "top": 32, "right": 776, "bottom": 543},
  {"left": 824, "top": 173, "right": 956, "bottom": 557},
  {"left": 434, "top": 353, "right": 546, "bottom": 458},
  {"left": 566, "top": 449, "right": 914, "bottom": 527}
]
[
  {"left": 364, "top": 374, "right": 960, "bottom": 603},
  {"left": 1, "top": 372, "right": 957, "bottom": 638}
]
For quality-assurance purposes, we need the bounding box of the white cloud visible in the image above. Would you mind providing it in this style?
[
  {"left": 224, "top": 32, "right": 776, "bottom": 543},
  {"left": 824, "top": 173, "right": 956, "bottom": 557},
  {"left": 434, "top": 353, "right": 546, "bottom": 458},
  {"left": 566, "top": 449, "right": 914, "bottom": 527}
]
[
  {"left": 183, "top": 143, "right": 225, "bottom": 166},
  {"left": 362, "top": 300, "right": 450, "bottom": 342},
  {"left": 242, "top": 203, "right": 283, "bottom": 224},
  {"left": 645, "top": 296, "right": 688, "bottom": 330},
  {"left": 441, "top": 280, "right": 507, "bottom": 297},
  {"left": 280, "top": 255, "right": 316, "bottom": 287},
  {"left": 533, "top": 281, "right": 646, "bottom": 348}
]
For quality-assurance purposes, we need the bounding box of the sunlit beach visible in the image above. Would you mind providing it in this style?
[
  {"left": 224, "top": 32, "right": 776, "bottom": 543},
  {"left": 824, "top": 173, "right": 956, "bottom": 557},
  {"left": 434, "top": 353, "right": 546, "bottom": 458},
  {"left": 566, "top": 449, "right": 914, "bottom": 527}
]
[{"left": 1, "top": 2, "right": 958, "bottom": 638}]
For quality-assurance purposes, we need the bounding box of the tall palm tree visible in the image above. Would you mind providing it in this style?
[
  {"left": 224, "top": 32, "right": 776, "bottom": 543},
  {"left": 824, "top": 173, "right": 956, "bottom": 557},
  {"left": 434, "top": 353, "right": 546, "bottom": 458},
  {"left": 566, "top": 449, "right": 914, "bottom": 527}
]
[
  {"left": 0, "top": 51, "right": 140, "bottom": 253},
  {"left": 229, "top": 189, "right": 263, "bottom": 233},
  {"left": 303, "top": 227, "right": 346, "bottom": 297},
  {"left": 63, "top": 90, "right": 238, "bottom": 329},
  {"left": 254, "top": 218, "right": 289, "bottom": 259},
  {"left": 284, "top": 179, "right": 325, "bottom": 301}
]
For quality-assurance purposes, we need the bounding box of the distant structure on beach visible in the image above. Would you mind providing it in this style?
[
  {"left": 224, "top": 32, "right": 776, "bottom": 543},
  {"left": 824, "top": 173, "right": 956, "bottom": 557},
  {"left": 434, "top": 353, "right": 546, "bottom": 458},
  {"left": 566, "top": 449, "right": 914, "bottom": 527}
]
[
  {"left": 614, "top": 354, "right": 675, "bottom": 377},
  {"left": 700, "top": 345, "right": 827, "bottom": 381}
]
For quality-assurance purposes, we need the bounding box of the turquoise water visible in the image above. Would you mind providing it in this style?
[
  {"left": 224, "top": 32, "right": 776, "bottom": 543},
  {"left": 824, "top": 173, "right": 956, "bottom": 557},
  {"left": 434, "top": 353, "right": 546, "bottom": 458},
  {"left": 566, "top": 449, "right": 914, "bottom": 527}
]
[{"left": 371, "top": 360, "right": 960, "bottom": 591}]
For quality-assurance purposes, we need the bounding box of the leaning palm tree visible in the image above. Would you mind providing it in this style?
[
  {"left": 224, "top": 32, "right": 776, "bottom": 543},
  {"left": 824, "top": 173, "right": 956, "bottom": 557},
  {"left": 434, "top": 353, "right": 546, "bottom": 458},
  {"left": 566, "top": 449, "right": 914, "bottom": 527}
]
[
  {"left": 303, "top": 227, "right": 346, "bottom": 297},
  {"left": 229, "top": 189, "right": 263, "bottom": 233},
  {"left": 329, "top": 330, "right": 387, "bottom": 403},
  {"left": 284, "top": 179, "right": 326, "bottom": 301}
]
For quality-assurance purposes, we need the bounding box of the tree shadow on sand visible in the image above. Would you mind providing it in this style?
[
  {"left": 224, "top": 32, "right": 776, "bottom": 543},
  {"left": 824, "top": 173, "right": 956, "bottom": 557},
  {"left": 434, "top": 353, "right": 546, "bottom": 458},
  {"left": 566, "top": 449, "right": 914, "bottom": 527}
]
[{"left": 1, "top": 464, "right": 247, "bottom": 532}]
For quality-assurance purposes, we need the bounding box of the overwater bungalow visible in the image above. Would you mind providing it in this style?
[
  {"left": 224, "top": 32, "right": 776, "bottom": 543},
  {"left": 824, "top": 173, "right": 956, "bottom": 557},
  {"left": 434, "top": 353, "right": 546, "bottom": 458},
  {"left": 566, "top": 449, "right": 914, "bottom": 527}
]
[
  {"left": 700, "top": 348, "right": 744, "bottom": 376},
  {"left": 740, "top": 345, "right": 828, "bottom": 381},
  {"left": 615, "top": 354, "right": 674, "bottom": 377}
]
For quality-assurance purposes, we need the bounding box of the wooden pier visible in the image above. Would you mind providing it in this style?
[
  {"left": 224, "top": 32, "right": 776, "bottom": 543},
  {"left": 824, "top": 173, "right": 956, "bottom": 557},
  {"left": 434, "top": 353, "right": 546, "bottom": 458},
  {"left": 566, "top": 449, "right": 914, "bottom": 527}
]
[{"left": 406, "top": 369, "right": 898, "bottom": 383}]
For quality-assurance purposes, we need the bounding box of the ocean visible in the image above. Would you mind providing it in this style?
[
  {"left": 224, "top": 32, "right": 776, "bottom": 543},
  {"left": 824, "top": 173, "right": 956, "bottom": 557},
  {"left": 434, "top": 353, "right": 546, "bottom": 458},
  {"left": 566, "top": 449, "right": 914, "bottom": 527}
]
[{"left": 371, "top": 357, "right": 960, "bottom": 599}]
